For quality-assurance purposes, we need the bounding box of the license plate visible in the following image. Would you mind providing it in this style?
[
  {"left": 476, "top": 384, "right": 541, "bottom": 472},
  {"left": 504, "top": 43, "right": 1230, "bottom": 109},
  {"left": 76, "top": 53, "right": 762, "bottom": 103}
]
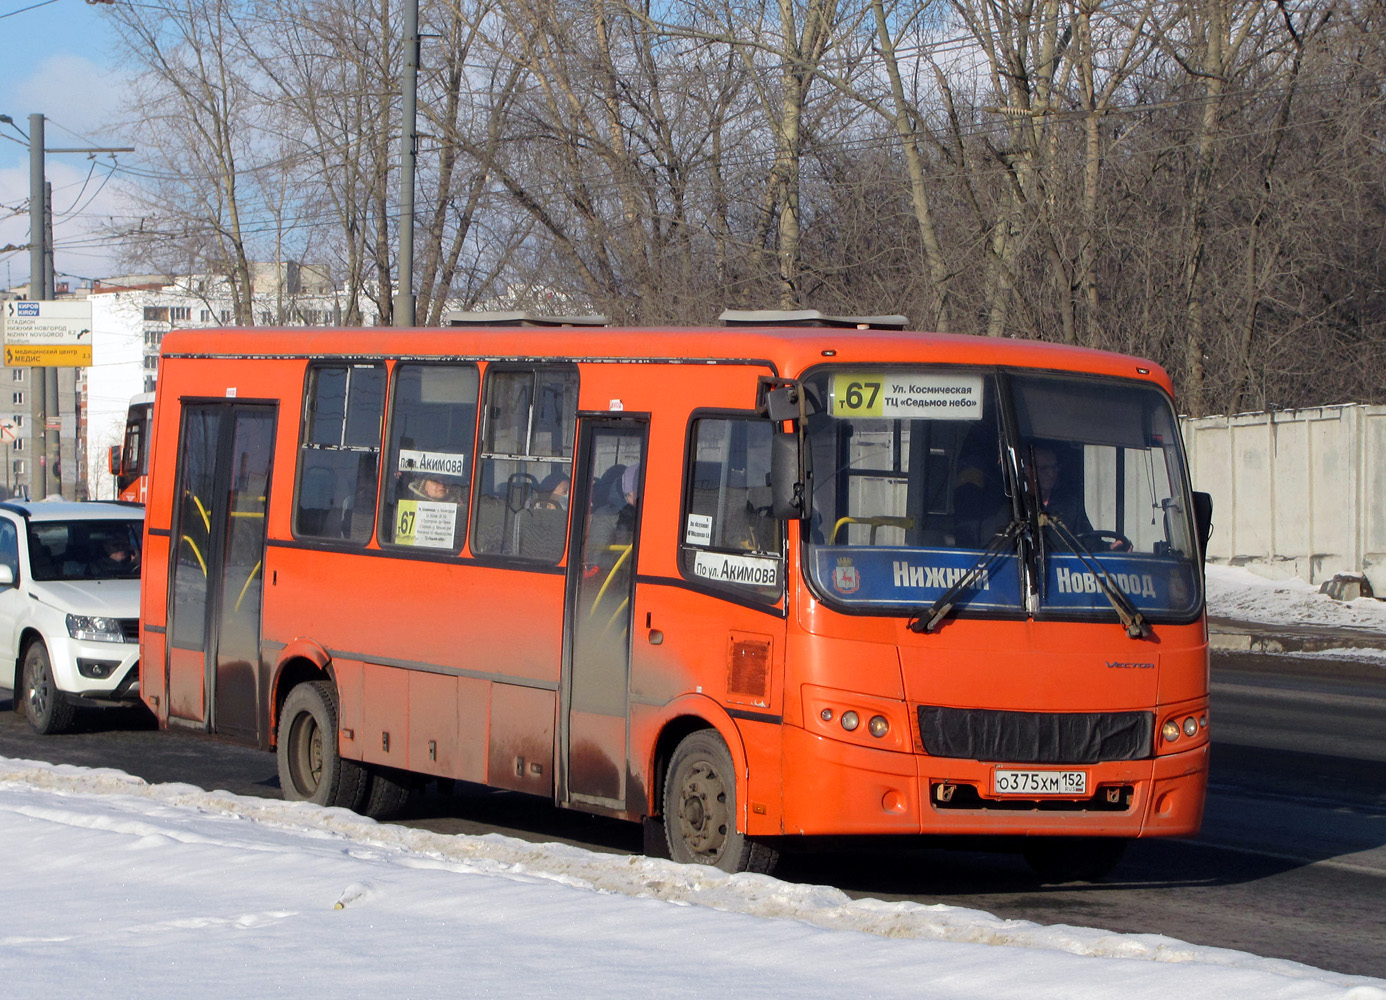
[{"left": 992, "top": 768, "right": 1088, "bottom": 797}]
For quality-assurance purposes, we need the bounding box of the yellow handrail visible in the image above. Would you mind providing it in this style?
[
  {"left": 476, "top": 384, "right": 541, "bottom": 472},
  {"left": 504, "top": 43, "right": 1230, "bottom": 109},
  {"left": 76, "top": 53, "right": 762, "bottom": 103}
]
[
  {"left": 192, "top": 494, "right": 211, "bottom": 532},
  {"left": 590, "top": 544, "right": 633, "bottom": 616},
  {"left": 234, "top": 561, "right": 262, "bottom": 613},
  {"left": 830, "top": 515, "right": 915, "bottom": 544},
  {"left": 180, "top": 535, "right": 207, "bottom": 575}
]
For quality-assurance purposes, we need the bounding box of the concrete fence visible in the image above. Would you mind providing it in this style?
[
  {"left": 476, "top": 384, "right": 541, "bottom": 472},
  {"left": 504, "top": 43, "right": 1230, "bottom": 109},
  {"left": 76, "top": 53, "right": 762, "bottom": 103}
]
[{"left": 1181, "top": 404, "right": 1386, "bottom": 595}]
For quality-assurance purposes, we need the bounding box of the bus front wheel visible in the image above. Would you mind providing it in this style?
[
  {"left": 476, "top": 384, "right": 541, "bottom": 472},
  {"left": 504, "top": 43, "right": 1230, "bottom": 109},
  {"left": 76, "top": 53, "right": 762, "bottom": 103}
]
[
  {"left": 1022, "top": 836, "right": 1128, "bottom": 883},
  {"left": 277, "top": 681, "right": 368, "bottom": 811},
  {"left": 663, "top": 730, "right": 778, "bottom": 875}
]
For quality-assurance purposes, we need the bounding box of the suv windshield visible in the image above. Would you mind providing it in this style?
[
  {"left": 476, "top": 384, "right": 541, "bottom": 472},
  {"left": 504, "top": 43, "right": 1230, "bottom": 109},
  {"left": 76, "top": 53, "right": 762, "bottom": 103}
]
[
  {"left": 801, "top": 367, "right": 1202, "bottom": 623},
  {"left": 28, "top": 519, "right": 143, "bottom": 582}
]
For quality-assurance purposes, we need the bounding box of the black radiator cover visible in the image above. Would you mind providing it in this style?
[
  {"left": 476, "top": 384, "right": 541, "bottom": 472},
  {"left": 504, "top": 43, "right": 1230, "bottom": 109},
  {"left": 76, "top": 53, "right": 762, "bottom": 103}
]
[{"left": 917, "top": 705, "right": 1153, "bottom": 764}]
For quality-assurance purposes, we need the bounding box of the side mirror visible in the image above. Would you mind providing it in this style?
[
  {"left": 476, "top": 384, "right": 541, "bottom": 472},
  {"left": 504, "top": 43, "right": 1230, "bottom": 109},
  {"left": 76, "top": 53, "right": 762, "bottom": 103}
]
[
  {"left": 0, "top": 564, "right": 14, "bottom": 587},
  {"left": 1192, "top": 491, "right": 1213, "bottom": 560},
  {"left": 762, "top": 385, "right": 801, "bottom": 423},
  {"left": 108, "top": 445, "right": 122, "bottom": 476},
  {"left": 770, "top": 430, "right": 809, "bottom": 520}
]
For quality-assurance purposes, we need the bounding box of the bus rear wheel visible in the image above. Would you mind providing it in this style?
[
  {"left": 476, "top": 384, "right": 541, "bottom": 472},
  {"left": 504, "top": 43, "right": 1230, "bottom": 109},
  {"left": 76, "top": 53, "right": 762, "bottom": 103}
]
[
  {"left": 361, "top": 765, "right": 415, "bottom": 820},
  {"left": 663, "top": 730, "right": 778, "bottom": 875},
  {"left": 1022, "top": 836, "right": 1128, "bottom": 883},
  {"left": 277, "top": 681, "right": 368, "bottom": 811}
]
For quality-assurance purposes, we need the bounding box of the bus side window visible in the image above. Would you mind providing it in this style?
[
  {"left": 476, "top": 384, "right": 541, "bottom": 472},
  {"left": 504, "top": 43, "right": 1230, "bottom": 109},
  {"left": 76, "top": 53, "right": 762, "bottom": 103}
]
[
  {"left": 680, "top": 416, "right": 783, "bottom": 602},
  {"left": 471, "top": 366, "right": 577, "bottom": 561},
  {"left": 378, "top": 363, "right": 478, "bottom": 553},
  {"left": 293, "top": 363, "right": 386, "bottom": 544}
]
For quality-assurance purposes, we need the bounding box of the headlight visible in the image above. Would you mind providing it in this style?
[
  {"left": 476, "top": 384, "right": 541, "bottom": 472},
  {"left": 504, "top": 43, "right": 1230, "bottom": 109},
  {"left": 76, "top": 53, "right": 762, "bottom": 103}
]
[{"left": 66, "top": 614, "right": 127, "bottom": 643}]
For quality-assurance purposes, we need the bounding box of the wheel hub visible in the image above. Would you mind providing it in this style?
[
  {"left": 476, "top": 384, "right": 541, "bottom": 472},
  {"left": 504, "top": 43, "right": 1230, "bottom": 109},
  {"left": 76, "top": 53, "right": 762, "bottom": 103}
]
[
  {"left": 677, "top": 761, "right": 729, "bottom": 859},
  {"left": 28, "top": 670, "right": 49, "bottom": 717}
]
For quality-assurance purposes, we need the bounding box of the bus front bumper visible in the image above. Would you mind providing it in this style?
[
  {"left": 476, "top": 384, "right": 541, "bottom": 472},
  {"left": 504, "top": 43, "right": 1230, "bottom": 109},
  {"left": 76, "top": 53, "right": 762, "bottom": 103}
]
[{"left": 774, "top": 725, "right": 1207, "bottom": 839}]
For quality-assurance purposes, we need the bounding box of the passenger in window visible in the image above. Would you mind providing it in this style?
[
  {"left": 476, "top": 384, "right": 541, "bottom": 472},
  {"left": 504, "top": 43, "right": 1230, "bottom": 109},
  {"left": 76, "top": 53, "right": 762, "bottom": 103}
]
[
  {"left": 953, "top": 445, "right": 1009, "bottom": 548},
  {"left": 95, "top": 536, "right": 140, "bottom": 577},
  {"left": 531, "top": 473, "right": 570, "bottom": 510},
  {"left": 1032, "top": 445, "right": 1091, "bottom": 536},
  {"left": 616, "top": 464, "right": 639, "bottom": 537},
  {"left": 409, "top": 474, "right": 464, "bottom": 504},
  {"left": 593, "top": 463, "right": 639, "bottom": 559}
]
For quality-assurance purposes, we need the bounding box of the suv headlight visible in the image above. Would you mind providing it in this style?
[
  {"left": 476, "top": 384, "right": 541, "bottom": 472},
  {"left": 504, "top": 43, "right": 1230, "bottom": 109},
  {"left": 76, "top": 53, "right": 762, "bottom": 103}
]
[{"left": 66, "top": 614, "right": 127, "bottom": 643}]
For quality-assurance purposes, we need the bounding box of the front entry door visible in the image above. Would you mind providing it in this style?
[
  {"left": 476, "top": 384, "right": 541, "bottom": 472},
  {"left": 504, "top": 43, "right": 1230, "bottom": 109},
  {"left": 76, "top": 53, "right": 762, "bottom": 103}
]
[
  {"left": 560, "top": 419, "right": 647, "bottom": 811},
  {"left": 166, "top": 402, "right": 276, "bottom": 740}
]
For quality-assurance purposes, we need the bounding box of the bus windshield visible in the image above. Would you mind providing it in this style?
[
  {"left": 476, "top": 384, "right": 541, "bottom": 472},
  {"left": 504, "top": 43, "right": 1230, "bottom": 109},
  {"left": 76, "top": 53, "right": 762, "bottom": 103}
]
[{"left": 801, "top": 367, "right": 1203, "bottom": 623}]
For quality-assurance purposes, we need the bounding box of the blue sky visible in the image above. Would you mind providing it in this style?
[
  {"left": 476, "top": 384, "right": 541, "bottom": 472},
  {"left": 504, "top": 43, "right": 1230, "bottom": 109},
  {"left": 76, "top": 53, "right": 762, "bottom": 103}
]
[{"left": 0, "top": 0, "right": 131, "bottom": 289}]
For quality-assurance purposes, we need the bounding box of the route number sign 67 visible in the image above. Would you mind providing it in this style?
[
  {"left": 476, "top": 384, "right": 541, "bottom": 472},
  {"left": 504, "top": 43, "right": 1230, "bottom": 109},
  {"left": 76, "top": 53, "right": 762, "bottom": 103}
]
[{"left": 829, "top": 372, "right": 985, "bottom": 421}]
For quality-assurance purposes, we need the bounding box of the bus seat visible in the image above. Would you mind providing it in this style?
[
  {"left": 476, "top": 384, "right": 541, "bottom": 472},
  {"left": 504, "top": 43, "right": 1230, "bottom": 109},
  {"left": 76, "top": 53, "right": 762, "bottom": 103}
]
[
  {"left": 516, "top": 506, "right": 568, "bottom": 561},
  {"left": 297, "top": 466, "right": 336, "bottom": 537},
  {"left": 474, "top": 494, "right": 506, "bottom": 554}
]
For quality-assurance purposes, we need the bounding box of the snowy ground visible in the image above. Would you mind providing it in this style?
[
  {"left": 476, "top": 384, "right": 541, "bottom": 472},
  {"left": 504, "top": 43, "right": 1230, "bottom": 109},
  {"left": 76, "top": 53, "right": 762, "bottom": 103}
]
[
  {"left": 2, "top": 759, "right": 1383, "bottom": 1000},
  {"left": 1206, "top": 563, "right": 1386, "bottom": 663},
  {"left": 1206, "top": 564, "right": 1386, "bottom": 632},
  {"left": 2, "top": 568, "right": 1384, "bottom": 998}
]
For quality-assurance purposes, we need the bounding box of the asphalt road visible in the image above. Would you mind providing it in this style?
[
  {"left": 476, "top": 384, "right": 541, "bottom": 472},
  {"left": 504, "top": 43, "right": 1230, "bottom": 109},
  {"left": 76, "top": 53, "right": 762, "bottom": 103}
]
[{"left": 2, "top": 647, "right": 1384, "bottom": 980}]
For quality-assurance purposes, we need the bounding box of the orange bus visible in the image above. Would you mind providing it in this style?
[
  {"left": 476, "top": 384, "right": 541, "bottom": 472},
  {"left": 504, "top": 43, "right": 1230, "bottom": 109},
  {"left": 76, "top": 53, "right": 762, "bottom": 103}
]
[
  {"left": 138, "top": 311, "right": 1212, "bottom": 880},
  {"left": 109, "top": 392, "right": 154, "bottom": 503}
]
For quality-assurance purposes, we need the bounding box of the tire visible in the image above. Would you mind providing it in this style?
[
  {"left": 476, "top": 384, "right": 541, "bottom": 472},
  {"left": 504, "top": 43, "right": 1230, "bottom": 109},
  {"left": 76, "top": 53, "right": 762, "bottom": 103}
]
[
  {"left": 276, "top": 681, "right": 369, "bottom": 810},
  {"left": 1022, "top": 836, "right": 1128, "bottom": 883},
  {"left": 360, "top": 765, "right": 414, "bottom": 821},
  {"left": 23, "top": 641, "right": 76, "bottom": 736},
  {"left": 663, "top": 730, "right": 778, "bottom": 875}
]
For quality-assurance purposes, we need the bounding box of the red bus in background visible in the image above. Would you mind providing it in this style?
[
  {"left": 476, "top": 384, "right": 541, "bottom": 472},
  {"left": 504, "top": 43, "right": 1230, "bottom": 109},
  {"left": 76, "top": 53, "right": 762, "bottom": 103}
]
[
  {"left": 137, "top": 311, "right": 1212, "bottom": 881},
  {"left": 109, "top": 392, "right": 154, "bottom": 503}
]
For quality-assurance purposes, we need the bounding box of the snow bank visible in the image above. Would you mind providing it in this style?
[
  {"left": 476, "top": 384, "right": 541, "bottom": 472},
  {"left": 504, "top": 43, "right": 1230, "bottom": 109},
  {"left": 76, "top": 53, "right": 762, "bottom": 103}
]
[{"left": 1, "top": 758, "right": 1383, "bottom": 1000}]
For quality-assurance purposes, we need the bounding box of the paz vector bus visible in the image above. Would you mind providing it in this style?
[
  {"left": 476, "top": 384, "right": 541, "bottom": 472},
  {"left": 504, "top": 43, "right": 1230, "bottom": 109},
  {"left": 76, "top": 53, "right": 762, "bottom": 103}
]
[{"left": 137, "top": 310, "right": 1212, "bottom": 880}]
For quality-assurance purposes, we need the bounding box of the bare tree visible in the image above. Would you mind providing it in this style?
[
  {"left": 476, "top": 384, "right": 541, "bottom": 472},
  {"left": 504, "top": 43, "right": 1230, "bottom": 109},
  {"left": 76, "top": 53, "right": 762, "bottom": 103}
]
[{"left": 106, "top": 0, "right": 268, "bottom": 324}]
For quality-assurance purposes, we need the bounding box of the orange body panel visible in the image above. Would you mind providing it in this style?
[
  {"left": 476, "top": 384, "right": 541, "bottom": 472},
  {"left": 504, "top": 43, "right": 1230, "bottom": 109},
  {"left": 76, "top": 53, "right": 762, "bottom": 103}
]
[{"left": 138, "top": 323, "right": 1208, "bottom": 848}]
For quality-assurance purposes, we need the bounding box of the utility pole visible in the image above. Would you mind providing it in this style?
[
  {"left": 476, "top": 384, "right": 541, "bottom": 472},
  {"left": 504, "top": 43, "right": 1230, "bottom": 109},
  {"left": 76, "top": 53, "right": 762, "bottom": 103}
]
[
  {"left": 28, "top": 113, "right": 48, "bottom": 498},
  {"left": 43, "top": 179, "right": 60, "bottom": 498},
  {"left": 393, "top": 0, "right": 419, "bottom": 328},
  {"left": 20, "top": 112, "right": 133, "bottom": 499}
]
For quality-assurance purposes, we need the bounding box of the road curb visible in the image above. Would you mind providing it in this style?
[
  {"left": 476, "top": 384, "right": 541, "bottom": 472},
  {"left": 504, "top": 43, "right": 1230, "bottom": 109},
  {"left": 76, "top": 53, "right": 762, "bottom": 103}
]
[{"left": 1209, "top": 628, "right": 1386, "bottom": 655}]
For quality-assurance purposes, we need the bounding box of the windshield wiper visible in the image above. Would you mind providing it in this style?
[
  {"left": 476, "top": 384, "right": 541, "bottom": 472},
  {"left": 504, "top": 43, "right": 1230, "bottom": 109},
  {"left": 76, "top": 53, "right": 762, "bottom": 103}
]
[
  {"left": 909, "top": 518, "right": 1025, "bottom": 633},
  {"left": 1041, "top": 513, "right": 1150, "bottom": 638}
]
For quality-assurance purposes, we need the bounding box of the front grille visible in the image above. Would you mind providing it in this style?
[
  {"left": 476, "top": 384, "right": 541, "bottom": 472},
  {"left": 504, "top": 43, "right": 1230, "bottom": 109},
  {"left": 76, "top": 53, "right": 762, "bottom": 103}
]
[
  {"left": 918, "top": 705, "right": 1153, "bottom": 764},
  {"left": 118, "top": 618, "right": 139, "bottom": 642}
]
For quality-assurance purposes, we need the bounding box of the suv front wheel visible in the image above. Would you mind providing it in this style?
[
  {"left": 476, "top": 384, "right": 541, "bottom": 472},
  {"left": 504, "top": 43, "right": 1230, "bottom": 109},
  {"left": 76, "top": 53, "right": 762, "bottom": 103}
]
[{"left": 23, "top": 640, "right": 76, "bottom": 735}]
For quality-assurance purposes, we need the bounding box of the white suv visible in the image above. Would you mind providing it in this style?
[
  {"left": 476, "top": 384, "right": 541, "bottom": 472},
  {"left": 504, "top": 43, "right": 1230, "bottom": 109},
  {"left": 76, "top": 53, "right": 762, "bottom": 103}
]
[{"left": 0, "top": 500, "right": 144, "bottom": 734}]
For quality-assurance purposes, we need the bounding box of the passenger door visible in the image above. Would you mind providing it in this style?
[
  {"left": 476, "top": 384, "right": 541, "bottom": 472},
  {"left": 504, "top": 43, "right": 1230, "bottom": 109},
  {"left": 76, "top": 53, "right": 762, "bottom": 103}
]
[
  {"left": 165, "top": 402, "right": 276, "bottom": 739},
  {"left": 559, "top": 418, "right": 646, "bottom": 811}
]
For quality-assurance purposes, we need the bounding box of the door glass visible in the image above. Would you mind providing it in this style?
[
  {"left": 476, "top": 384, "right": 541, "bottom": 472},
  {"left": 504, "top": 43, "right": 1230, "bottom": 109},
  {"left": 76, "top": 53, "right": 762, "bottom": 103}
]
[
  {"left": 566, "top": 425, "right": 644, "bottom": 803},
  {"left": 170, "top": 407, "right": 221, "bottom": 651},
  {"left": 213, "top": 408, "right": 275, "bottom": 737}
]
